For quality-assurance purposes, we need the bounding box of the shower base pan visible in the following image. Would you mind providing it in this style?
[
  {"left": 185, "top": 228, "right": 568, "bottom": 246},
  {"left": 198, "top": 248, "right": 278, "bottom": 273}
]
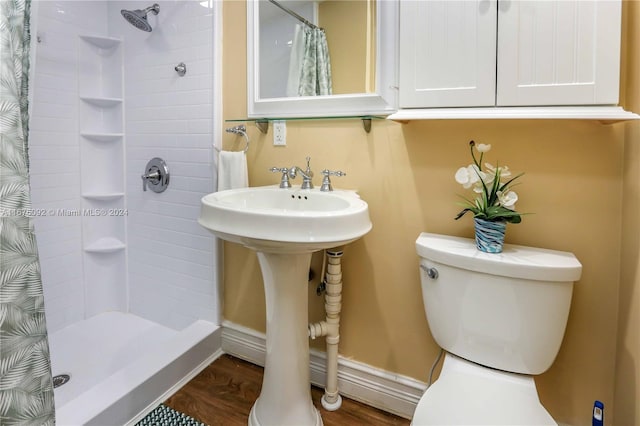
[{"left": 49, "top": 312, "right": 221, "bottom": 425}]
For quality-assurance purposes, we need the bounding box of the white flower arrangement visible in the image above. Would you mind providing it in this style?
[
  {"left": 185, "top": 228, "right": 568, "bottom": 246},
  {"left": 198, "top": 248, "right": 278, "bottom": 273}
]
[{"left": 454, "top": 141, "right": 523, "bottom": 224}]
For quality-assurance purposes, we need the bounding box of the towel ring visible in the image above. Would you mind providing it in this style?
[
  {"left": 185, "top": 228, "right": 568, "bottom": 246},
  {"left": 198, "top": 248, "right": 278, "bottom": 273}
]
[{"left": 216, "top": 125, "right": 249, "bottom": 153}]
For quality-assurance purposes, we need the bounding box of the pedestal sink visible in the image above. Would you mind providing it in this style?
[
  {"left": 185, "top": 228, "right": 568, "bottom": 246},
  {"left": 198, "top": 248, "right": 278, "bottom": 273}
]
[{"left": 198, "top": 185, "right": 372, "bottom": 426}]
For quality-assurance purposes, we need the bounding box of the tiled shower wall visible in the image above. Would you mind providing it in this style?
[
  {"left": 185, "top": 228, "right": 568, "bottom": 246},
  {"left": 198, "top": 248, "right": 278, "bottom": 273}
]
[
  {"left": 109, "top": 1, "right": 219, "bottom": 329},
  {"left": 29, "top": 0, "right": 219, "bottom": 333},
  {"left": 30, "top": 1, "right": 109, "bottom": 332}
]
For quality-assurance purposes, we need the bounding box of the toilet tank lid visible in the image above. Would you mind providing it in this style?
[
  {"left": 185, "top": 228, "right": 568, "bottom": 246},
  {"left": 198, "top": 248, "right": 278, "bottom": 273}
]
[{"left": 416, "top": 233, "right": 582, "bottom": 282}]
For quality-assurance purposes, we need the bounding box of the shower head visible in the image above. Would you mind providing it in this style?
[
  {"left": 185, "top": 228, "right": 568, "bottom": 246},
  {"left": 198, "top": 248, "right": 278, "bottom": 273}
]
[{"left": 121, "top": 3, "right": 160, "bottom": 32}]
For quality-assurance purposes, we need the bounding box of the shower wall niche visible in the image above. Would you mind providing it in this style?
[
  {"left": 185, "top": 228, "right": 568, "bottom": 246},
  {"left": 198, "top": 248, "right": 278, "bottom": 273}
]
[{"left": 78, "top": 34, "right": 127, "bottom": 316}]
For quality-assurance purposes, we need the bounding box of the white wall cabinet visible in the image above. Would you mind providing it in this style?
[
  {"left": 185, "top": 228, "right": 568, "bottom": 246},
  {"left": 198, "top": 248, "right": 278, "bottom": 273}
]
[
  {"left": 496, "top": 0, "right": 620, "bottom": 107},
  {"left": 394, "top": 0, "right": 635, "bottom": 121},
  {"left": 399, "top": 0, "right": 497, "bottom": 108}
]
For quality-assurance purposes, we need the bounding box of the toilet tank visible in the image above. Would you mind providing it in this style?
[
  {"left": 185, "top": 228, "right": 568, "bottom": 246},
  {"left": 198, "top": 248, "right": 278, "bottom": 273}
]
[{"left": 416, "top": 233, "right": 582, "bottom": 375}]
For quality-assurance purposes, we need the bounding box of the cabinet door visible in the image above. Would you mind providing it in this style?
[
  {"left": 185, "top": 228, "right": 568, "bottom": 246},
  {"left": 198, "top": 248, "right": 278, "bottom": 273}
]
[
  {"left": 399, "top": 0, "right": 497, "bottom": 108},
  {"left": 497, "top": 0, "right": 621, "bottom": 106}
]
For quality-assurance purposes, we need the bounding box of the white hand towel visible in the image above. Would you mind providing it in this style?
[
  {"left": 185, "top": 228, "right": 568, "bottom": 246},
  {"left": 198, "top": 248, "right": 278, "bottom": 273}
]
[{"left": 217, "top": 150, "right": 248, "bottom": 191}]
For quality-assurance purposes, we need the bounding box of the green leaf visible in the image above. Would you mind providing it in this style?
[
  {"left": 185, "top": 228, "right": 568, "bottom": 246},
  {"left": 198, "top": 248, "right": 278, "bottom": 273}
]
[
  {"left": 455, "top": 208, "right": 472, "bottom": 220},
  {"left": 499, "top": 172, "right": 525, "bottom": 193}
]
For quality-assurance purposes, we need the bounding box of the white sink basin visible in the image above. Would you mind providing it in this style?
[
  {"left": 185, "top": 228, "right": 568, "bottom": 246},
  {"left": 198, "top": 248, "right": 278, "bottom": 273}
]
[{"left": 198, "top": 185, "right": 372, "bottom": 252}]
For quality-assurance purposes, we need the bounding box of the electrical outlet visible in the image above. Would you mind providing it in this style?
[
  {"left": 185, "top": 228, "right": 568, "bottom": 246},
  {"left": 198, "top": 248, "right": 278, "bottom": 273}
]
[{"left": 273, "top": 120, "right": 286, "bottom": 146}]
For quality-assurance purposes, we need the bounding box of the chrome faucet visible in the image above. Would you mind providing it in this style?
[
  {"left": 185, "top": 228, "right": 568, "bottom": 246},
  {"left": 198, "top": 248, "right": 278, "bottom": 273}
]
[
  {"left": 288, "top": 156, "right": 314, "bottom": 189},
  {"left": 270, "top": 157, "right": 345, "bottom": 191}
]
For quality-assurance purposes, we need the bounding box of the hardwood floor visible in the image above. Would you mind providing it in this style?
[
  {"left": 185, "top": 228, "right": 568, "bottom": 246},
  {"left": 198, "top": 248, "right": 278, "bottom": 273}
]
[{"left": 165, "top": 354, "right": 411, "bottom": 426}]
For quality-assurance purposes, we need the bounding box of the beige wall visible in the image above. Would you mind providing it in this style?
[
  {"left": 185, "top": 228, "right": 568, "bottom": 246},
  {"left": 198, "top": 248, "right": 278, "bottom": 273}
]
[
  {"left": 318, "top": 0, "right": 374, "bottom": 94},
  {"left": 222, "top": 2, "right": 633, "bottom": 424},
  {"left": 616, "top": 0, "right": 640, "bottom": 424}
]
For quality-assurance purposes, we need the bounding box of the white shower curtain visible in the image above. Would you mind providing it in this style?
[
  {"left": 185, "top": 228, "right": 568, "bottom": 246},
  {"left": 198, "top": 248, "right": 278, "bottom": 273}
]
[{"left": 287, "top": 24, "right": 332, "bottom": 97}]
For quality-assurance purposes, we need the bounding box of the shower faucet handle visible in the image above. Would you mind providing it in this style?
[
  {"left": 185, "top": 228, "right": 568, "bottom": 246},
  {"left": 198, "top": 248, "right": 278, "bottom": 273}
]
[
  {"left": 270, "top": 167, "right": 292, "bottom": 189},
  {"left": 141, "top": 168, "right": 160, "bottom": 191},
  {"left": 320, "top": 169, "right": 346, "bottom": 192},
  {"left": 141, "top": 158, "right": 170, "bottom": 193}
]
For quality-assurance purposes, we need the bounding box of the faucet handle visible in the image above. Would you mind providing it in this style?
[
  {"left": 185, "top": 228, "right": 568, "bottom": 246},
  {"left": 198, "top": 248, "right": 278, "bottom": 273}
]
[
  {"left": 141, "top": 169, "right": 160, "bottom": 191},
  {"left": 320, "top": 169, "right": 346, "bottom": 192},
  {"left": 269, "top": 167, "right": 292, "bottom": 189},
  {"left": 141, "top": 158, "right": 169, "bottom": 193}
]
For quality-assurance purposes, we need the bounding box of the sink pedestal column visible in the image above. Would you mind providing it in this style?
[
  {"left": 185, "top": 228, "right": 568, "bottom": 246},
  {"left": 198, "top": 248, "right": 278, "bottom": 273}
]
[{"left": 249, "top": 251, "right": 322, "bottom": 426}]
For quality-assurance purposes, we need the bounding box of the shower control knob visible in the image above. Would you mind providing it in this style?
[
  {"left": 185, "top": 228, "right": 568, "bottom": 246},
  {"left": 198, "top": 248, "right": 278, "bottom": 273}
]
[
  {"left": 141, "top": 168, "right": 160, "bottom": 191},
  {"left": 420, "top": 264, "right": 438, "bottom": 280},
  {"left": 141, "top": 157, "right": 169, "bottom": 193}
]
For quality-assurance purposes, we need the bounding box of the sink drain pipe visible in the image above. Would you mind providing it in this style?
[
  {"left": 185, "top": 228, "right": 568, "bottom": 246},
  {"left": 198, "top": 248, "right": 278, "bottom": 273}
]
[{"left": 309, "top": 248, "right": 343, "bottom": 411}]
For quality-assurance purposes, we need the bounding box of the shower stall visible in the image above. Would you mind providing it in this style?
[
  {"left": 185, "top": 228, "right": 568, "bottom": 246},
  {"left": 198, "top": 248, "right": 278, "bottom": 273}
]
[{"left": 27, "top": 1, "right": 222, "bottom": 423}]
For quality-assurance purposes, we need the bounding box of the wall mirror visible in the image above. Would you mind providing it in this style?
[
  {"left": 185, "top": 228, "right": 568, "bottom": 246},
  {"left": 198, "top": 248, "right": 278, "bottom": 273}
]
[{"left": 247, "top": 0, "right": 398, "bottom": 119}]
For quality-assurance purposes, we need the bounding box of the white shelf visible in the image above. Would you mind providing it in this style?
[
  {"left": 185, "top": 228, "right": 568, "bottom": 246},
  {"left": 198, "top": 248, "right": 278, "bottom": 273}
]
[
  {"left": 80, "top": 96, "right": 123, "bottom": 107},
  {"left": 78, "top": 32, "right": 126, "bottom": 313},
  {"left": 81, "top": 132, "right": 124, "bottom": 142},
  {"left": 84, "top": 237, "right": 126, "bottom": 254},
  {"left": 387, "top": 106, "right": 640, "bottom": 124},
  {"left": 82, "top": 192, "right": 125, "bottom": 201},
  {"left": 79, "top": 34, "right": 121, "bottom": 49}
]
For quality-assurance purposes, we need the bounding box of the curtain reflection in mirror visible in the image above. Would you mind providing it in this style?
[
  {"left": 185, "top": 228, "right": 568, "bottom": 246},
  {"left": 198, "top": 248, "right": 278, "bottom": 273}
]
[
  {"left": 258, "top": 0, "right": 375, "bottom": 99},
  {"left": 287, "top": 24, "right": 332, "bottom": 96}
]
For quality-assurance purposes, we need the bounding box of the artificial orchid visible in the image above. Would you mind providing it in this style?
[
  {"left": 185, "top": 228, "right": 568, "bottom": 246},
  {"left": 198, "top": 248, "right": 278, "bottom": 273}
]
[{"left": 454, "top": 141, "right": 523, "bottom": 223}]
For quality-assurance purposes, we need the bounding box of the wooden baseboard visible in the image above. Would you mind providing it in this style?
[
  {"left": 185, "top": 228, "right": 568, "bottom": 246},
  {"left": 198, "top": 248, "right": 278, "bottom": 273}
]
[{"left": 221, "top": 320, "right": 426, "bottom": 420}]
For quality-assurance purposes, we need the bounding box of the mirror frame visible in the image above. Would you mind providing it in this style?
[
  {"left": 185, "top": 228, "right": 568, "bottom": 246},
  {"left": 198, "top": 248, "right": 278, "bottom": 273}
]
[{"left": 247, "top": 0, "right": 398, "bottom": 119}]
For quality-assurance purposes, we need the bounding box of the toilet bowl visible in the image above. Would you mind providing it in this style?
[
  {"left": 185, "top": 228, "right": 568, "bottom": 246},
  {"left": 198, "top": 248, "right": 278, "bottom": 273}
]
[{"left": 413, "top": 233, "right": 582, "bottom": 425}]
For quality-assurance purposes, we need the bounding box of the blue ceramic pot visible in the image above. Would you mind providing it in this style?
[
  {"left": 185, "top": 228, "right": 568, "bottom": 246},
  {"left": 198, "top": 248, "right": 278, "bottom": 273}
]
[{"left": 474, "top": 217, "right": 506, "bottom": 253}]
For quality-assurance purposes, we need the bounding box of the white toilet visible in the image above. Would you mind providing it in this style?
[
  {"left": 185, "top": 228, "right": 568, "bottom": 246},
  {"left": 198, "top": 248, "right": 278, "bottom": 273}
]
[{"left": 413, "top": 233, "right": 582, "bottom": 425}]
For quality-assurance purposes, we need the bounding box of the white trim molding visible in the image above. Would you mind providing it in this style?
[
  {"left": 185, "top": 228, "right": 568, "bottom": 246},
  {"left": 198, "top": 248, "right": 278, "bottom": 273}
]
[
  {"left": 221, "top": 320, "right": 427, "bottom": 420},
  {"left": 387, "top": 106, "right": 640, "bottom": 124},
  {"left": 246, "top": 0, "right": 398, "bottom": 119}
]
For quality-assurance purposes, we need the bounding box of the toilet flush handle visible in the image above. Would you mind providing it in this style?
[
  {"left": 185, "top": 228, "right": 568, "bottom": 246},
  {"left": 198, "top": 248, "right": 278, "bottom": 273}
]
[{"left": 420, "top": 264, "right": 439, "bottom": 280}]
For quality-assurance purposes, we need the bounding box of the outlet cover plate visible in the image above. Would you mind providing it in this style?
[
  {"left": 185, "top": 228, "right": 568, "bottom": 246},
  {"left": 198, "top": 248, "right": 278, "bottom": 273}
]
[{"left": 273, "top": 120, "right": 286, "bottom": 146}]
